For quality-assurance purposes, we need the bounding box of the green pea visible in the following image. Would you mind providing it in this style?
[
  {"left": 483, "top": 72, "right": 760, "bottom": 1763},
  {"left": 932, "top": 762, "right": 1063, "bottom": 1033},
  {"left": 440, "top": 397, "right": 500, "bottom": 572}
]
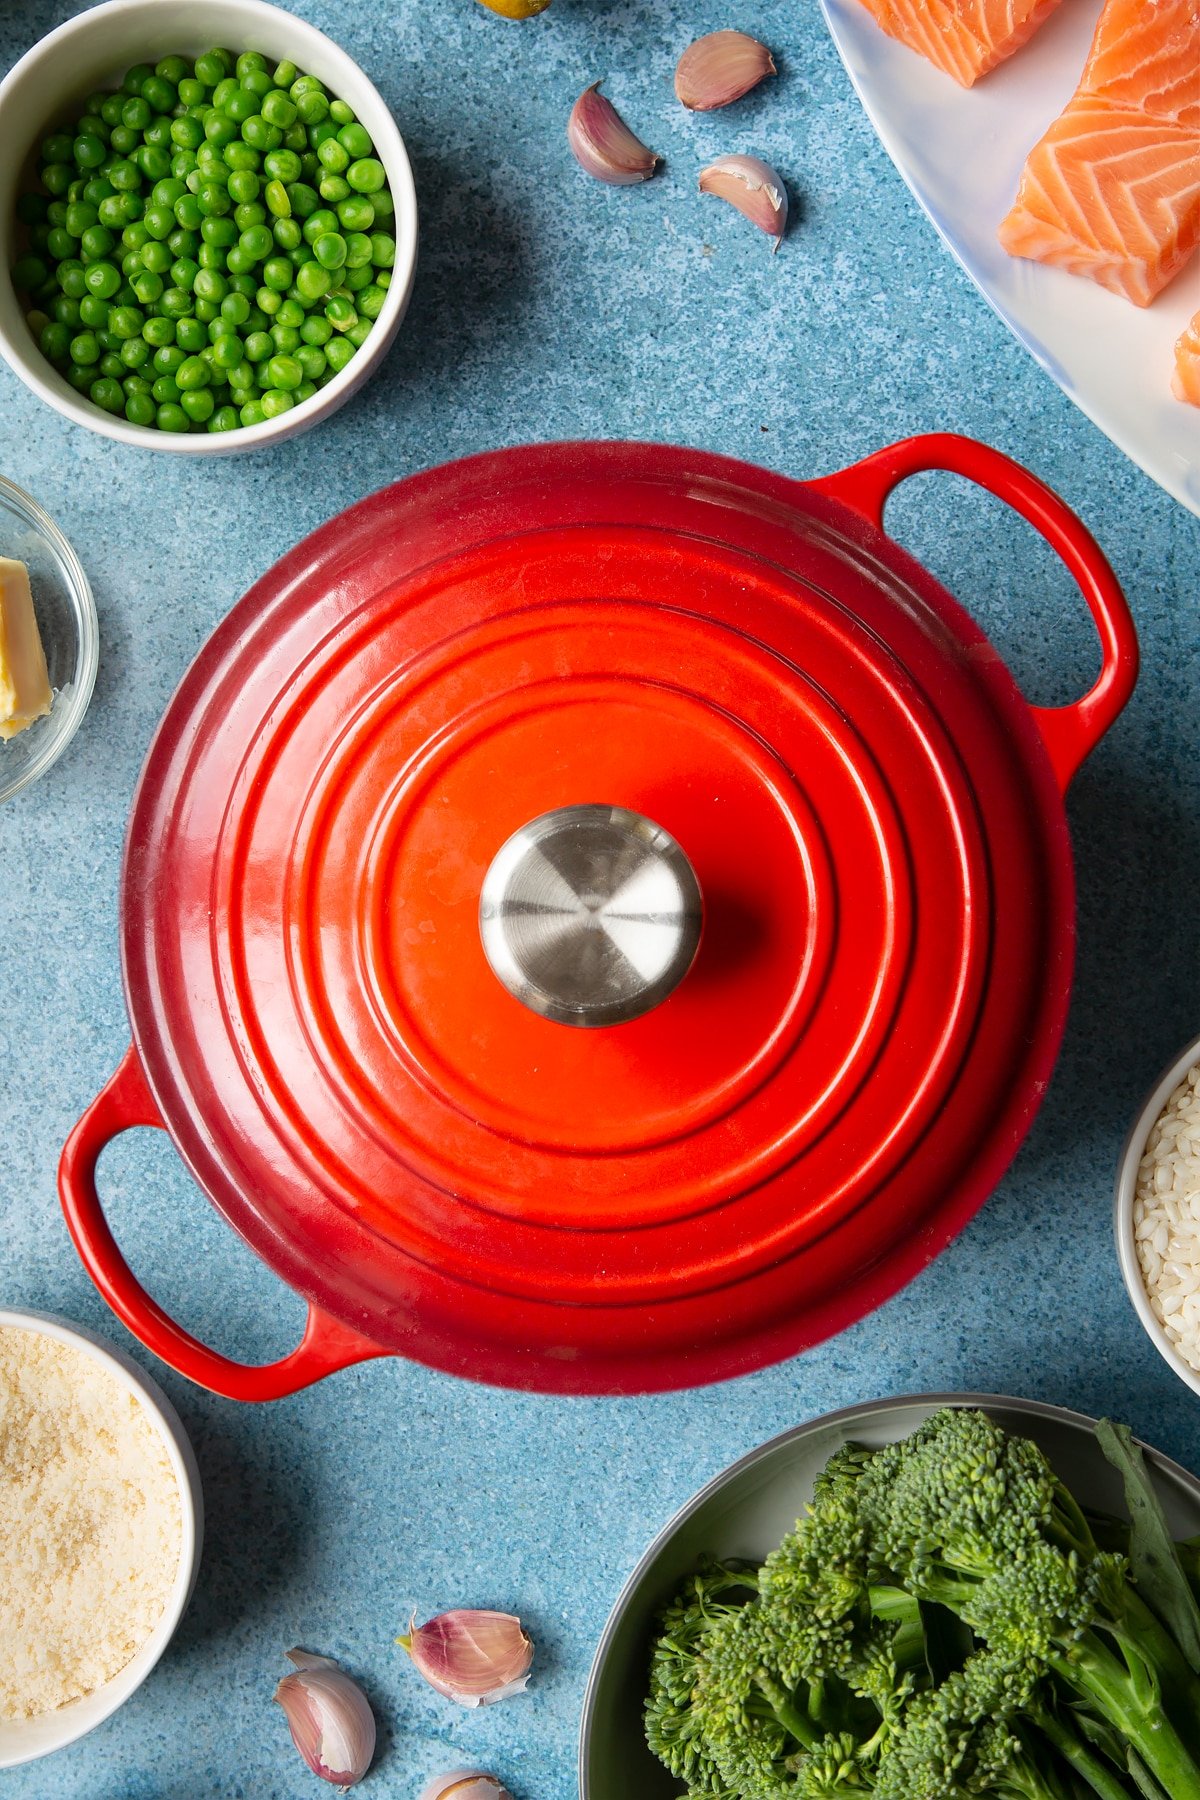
[
  {"left": 160, "top": 286, "right": 192, "bottom": 318},
  {"left": 261, "top": 90, "right": 296, "bottom": 128},
  {"left": 264, "top": 179, "right": 291, "bottom": 217},
  {"left": 142, "top": 315, "right": 175, "bottom": 346},
  {"left": 136, "top": 143, "right": 172, "bottom": 182},
  {"left": 294, "top": 89, "right": 329, "bottom": 127},
  {"left": 89, "top": 374, "right": 125, "bottom": 413},
  {"left": 272, "top": 297, "right": 302, "bottom": 327},
  {"left": 194, "top": 51, "right": 227, "bottom": 87},
  {"left": 323, "top": 334, "right": 354, "bottom": 372},
  {"left": 239, "top": 223, "right": 273, "bottom": 261},
  {"left": 346, "top": 157, "right": 386, "bottom": 195},
  {"left": 269, "top": 323, "right": 300, "bottom": 353},
  {"left": 174, "top": 193, "right": 203, "bottom": 230},
  {"left": 209, "top": 404, "right": 240, "bottom": 431},
  {"left": 77, "top": 294, "right": 109, "bottom": 327},
  {"left": 98, "top": 195, "right": 129, "bottom": 229},
  {"left": 211, "top": 332, "right": 244, "bottom": 369},
  {"left": 223, "top": 87, "right": 259, "bottom": 126},
  {"left": 301, "top": 207, "right": 337, "bottom": 244},
  {"left": 11, "top": 254, "right": 48, "bottom": 291},
  {"left": 178, "top": 387, "right": 213, "bottom": 422},
  {"left": 345, "top": 318, "right": 372, "bottom": 348},
  {"left": 225, "top": 245, "right": 255, "bottom": 276},
  {"left": 296, "top": 342, "right": 326, "bottom": 380},
  {"left": 80, "top": 224, "right": 116, "bottom": 261},
  {"left": 310, "top": 231, "right": 345, "bottom": 270},
  {"left": 46, "top": 227, "right": 74, "bottom": 260},
  {"left": 141, "top": 75, "right": 177, "bottom": 115},
  {"left": 64, "top": 200, "right": 98, "bottom": 237},
  {"left": 43, "top": 131, "right": 73, "bottom": 163},
  {"left": 170, "top": 257, "right": 199, "bottom": 291},
  {"left": 174, "top": 354, "right": 209, "bottom": 389},
  {"left": 272, "top": 217, "right": 302, "bottom": 252},
  {"left": 202, "top": 215, "right": 238, "bottom": 247},
  {"left": 244, "top": 330, "right": 272, "bottom": 362},
  {"left": 124, "top": 391, "right": 156, "bottom": 424},
  {"left": 83, "top": 261, "right": 121, "bottom": 299},
  {"left": 289, "top": 182, "right": 321, "bottom": 219},
  {"left": 242, "top": 115, "right": 280, "bottom": 153},
  {"left": 259, "top": 386, "right": 293, "bottom": 417},
  {"left": 263, "top": 148, "right": 302, "bottom": 183},
  {"left": 357, "top": 283, "right": 386, "bottom": 320},
  {"left": 263, "top": 351, "right": 301, "bottom": 389},
  {"left": 300, "top": 313, "right": 331, "bottom": 345},
  {"left": 234, "top": 201, "right": 267, "bottom": 232},
  {"left": 318, "top": 173, "right": 351, "bottom": 205},
  {"left": 120, "top": 335, "right": 150, "bottom": 367},
  {"left": 122, "top": 96, "right": 152, "bottom": 132},
  {"left": 338, "top": 197, "right": 375, "bottom": 235},
  {"left": 261, "top": 255, "right": 291, "bottom": 291},
  {"left": 69, "top": 330, "right": 100, "bottom": 364},
  {"left": 329, "top": 99, "right": 354, "bottom": 125},
  {"left": 341, "top": 263, "right": 372, "bottom": 292},
  {"left": 177, "top": 78, "right": 207, "bottom": 108},
  {"left": 256, "top": 285, "right": 281, "bottom": 314},
  {"left": 152, "top": 377, "right": 181, "bottom": 405},
  {"left": 170, "top": 115, "right": 204, "bottom": 150},
  {"left": 239, "top": 398, "right": 265, "bottom": 426},
  {"left": 242, "top": 68, "right": 274, "bottom": 100},
  {"left": 156, "top": 401, "right": 190, "bottom": 431},
  {"left": 317, "top": 136, "right": 349, "bottom": 175},
  {"left": 74, "top": 134, "right": 107, "bottom": 169},
  {"left": 193, "top": 267, "right": 227, "bottom": 304},
  {"left": 143, "top": 203, "right": 175, "bottom": 240},
  {"left": 228, "top": 169, "right": 260, "bottom": 205},
  {"left": 325, "top": 294, "right": 357, "bottom": 332},
  {"left": 197, "top": 181, "right": 231, "bottom": 218},
  {"left": 167, "top": 227, "right": 199, "bottom": 258},
  {"left": 41, "top": 162, "right": 71, "bottom": 196},
  {"left": 64, "top": 361, "right": 93, "bottom": 391},
  {"left": 107, "top": 304, "right": 143, "bottom": 339},
  {"left": 175, "top": 315, "right": 207, "bottom": 351},
  {"left": 122, "top": 62, "right": 154, "bottom": 96},
  {"left": 40, "top": 320, "right": 72, "bottom": 361},
  {"left": 152, "top": 343, "right": 186, "bottom": 374},
  {"left": 109, "top": 124, "right": 139, "bottom": 155},
  {"left": 141, "top": 240, "right": 172, "bottom": 274},
  {"left": 337, "top": 122, "right": 373, "bottom": 160},
  {"left": 220, "top": 290, "right": 251, "bottom": 326},
  {"left": 204, "top": 111, "right": 238, "bottom": 148}
]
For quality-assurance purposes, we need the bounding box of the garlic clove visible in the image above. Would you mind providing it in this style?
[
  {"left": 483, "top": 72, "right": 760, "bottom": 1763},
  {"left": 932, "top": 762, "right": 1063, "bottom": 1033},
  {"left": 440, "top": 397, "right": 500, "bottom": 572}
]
[
  {"left": 567, "top": 83, "right": 660, "bottom": 186},
  {"left": 698, "top": 155, "right": 788, "bottom": 250},
  {"left": 675, "top": 31, "right": 776, "bottom": 111},
  {"left": 419, "top": 1776, "right": 514, "bottom": 1800},
  {"left": 397, "top": 1609, "right": 534, "bottom": 1707},
  {"left": 274, "top": 1648, "right": 377, "bottom": 1788}
]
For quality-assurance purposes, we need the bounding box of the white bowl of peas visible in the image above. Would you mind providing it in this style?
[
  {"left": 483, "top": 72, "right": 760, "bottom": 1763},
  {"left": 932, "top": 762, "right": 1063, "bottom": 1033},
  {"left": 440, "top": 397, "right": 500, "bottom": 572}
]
[{"left": 0, "top": 0, "right": 417, "bottom": 452}]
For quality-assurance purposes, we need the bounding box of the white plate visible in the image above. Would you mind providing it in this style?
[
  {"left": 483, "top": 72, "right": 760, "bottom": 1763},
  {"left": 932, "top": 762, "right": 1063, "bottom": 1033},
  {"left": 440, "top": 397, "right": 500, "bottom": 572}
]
[{"left": 820, "top": 0, "right": 1200, "bottom": 515}]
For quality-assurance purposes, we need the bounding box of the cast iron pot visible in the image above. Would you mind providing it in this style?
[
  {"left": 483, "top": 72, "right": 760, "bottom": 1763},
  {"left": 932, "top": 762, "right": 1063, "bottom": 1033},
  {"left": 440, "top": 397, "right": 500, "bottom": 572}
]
[{"left": 59, "top": 435, "right": 1137, "bottom": 1399}]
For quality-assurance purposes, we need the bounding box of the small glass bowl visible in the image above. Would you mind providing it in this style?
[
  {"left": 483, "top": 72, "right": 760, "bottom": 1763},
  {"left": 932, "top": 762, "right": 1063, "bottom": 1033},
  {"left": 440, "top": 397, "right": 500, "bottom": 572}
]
[{"left": 0, "top": 475, "right": 97, "bottom": 802}]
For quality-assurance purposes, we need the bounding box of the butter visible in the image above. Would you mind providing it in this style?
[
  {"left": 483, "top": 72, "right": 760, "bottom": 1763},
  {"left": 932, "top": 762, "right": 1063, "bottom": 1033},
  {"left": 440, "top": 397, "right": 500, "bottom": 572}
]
[{"left": 0, "top": 558, "right": 52, "bottom": 740}]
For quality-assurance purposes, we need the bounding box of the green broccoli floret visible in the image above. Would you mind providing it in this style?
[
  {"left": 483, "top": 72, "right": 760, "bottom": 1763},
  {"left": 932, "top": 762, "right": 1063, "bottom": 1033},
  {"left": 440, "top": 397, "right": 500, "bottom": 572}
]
[
  {"left": 853, "top": 1410, "right": 1200, "bottom": 1800},
  {"left": 690, "top": 1599, "right": 820, "bottom": 1798},
  {"left": 645, "top": 1564, "right": 759, "bottom": 1796}
]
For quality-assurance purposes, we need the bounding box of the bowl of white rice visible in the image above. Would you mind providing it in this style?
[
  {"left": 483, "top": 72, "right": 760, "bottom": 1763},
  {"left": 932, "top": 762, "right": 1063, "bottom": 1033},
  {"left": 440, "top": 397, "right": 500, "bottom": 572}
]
[
  {"left": 0, "top": 1308, "right": 202, "bottom": 1767},
  {"left": 1116, "top": 1032, "right": 1200, "bottom": 1401}
]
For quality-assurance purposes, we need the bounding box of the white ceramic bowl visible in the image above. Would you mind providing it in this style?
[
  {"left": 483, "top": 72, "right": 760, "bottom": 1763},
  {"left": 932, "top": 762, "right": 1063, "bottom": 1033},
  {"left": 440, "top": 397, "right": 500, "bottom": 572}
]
[
  {"left": 0, "top": 1308, "right": 203, "bottom": 1768},
  {"left": 0, "top": 0, "right": 418, "bottom": 456},
  {"left": 1115, "top": 1032, "right": 1200, "bottom": 1401},
  {"left": 0, "top": 475, "right": 98, "bottom": 802}
]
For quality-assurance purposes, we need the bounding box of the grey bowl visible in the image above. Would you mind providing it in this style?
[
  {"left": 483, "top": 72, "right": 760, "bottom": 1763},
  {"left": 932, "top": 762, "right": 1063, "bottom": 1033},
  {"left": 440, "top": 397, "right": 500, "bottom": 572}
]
[{"left": 578, "top": 1392, "right": 1200, "bottom": 1798}]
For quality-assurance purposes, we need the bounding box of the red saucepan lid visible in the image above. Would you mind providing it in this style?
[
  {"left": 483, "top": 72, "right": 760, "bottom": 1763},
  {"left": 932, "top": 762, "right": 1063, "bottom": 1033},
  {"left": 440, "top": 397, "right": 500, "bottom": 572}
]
[{"left": 59, "top": 434, "right": 1137, "bottom": 1400}]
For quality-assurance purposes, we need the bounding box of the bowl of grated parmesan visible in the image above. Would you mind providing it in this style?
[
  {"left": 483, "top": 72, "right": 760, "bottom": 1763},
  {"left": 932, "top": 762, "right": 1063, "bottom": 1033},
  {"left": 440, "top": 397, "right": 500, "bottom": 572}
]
[
  {"left": 0, "top": 1308, "right": 202, "bottom": 1767},
  {"left": 1116, "top": 1032, "right": 1200, "bottom": 1403}
]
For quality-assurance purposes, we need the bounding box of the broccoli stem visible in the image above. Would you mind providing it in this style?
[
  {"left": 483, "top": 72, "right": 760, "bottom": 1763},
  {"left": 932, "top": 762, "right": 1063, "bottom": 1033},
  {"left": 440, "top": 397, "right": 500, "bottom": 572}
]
[
  {"left": 1048, "top": 1635, "right": 1200, "bottom": 1800},
  {"left": 1037, "top": 1707, "right": 1142, "bottom": 1800},
  {"left": 754, "top": 1666, "right": 820, "bottom": 1751}
]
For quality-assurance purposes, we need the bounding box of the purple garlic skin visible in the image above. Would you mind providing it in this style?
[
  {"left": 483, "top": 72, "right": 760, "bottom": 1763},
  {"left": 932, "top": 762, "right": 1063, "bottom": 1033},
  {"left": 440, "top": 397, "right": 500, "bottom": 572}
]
[
  {"left": 398, "top": 1609, "right": 534, "bottom": 1707},
  {"left": 568, "top": 83, "right": 660, "bottom": 185},
  {"left": 675, "top": 30, "right": 776, "bottom": 110},
  {"left": 274, "top": 1650, "right": 376, "bottom": 1789},
  {"left": 699, "top": 155, "right": 789, "bottom": 250}
]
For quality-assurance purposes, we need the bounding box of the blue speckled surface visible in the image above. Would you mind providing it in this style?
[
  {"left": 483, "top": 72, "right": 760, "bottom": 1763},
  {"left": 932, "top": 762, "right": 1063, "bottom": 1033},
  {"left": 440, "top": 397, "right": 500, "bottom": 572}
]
[{"left": 1, "top": 2, "right": 1199, "bottom": 1795}]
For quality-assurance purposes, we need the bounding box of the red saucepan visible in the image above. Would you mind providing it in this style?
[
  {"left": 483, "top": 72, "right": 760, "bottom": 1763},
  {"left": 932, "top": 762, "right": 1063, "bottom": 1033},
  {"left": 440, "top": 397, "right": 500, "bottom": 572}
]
[{"left": 59, "top": 434, "right": 1138, "bottom": 1400}]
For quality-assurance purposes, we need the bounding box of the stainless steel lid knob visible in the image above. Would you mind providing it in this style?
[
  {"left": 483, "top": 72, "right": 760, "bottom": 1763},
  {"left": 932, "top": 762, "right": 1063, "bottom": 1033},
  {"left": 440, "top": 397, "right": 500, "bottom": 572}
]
[{"left": 479, "top": 804, "right": 703, "bottom": 1027}]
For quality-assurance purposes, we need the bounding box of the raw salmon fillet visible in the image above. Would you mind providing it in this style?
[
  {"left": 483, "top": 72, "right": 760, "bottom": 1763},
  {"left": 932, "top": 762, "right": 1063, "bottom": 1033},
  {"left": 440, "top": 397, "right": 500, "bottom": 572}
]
[
  {"left": 1080, "top": 0, "right": 1200, "bottom": 130},
  {"left": 1174, "top": 310, "right": 1200, "bottom": 402},
  {"left": 999, "top": 0, "right": 1200, "bottom": 306},
  {"left": 999, "top": 97, "right": 1200, "bottom": 304},
  {"left": 854, "top": 0, "right": 1066, "bottom": 87}
]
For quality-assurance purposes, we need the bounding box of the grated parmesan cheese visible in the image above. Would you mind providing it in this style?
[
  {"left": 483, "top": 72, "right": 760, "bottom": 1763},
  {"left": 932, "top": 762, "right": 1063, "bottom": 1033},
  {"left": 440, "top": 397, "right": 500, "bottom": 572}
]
[{"left": 0, "top": 1325, "right": 182, "bottom": 1720}]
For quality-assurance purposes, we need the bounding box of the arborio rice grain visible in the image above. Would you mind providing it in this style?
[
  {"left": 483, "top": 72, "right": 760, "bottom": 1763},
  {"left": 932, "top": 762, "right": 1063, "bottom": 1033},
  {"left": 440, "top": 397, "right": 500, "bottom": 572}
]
[{"left": 1134, "top": 1060, "right": 1200, "bottom": 1376}]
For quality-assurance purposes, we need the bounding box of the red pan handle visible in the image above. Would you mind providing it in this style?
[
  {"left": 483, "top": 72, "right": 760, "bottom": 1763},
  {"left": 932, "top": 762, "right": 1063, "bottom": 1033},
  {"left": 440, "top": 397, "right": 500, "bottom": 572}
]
[
  {"left": 809, "top": 432, "right": 1139, "bottom": 792},
  {"left": 59, "top": 1045, "right": 387, "bottom": 1401}
]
